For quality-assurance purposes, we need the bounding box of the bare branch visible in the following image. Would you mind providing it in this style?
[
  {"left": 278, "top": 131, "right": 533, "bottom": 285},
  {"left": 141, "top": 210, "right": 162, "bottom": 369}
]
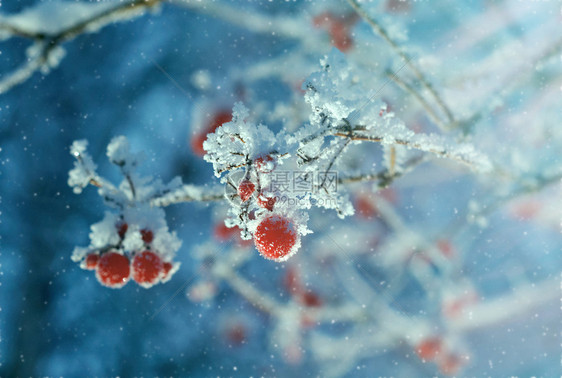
[{"left": 385, "top": 70, "right": 448, "bottom": 130}]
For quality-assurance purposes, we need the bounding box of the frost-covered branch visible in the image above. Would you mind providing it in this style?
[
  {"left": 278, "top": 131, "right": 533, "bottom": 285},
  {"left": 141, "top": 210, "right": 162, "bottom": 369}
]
[
  {"left": 448, "top": 277, "right": 559, "bottom": 332},
  {"left": 338, "top": 154, "right": 425, "bottom": 187},
  {"left": 0, "top": 0, "right": 162, "bottom": 94},
  {"left": 333, "top": 130, "right": 492, "bottom": 172},
  {"left": 218, "top": 265, "right": 282, "bottom": 315},
  {"left": 150, "top": 185, "right": 225, "bottom": 207}
]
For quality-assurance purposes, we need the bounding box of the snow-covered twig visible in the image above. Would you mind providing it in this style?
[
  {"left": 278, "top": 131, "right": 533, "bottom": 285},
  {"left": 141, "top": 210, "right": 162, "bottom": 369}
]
[
  {"left": 0, "top": 0, "right": 162, "bottom": 94},
  {"left": 333, "top": 130, "right": 492, "bottom": 172},
  {"left": 150, "top": 185, "right": 225, "bottom": 207},
  {"left": 338, "top": 155, "right": 426, "bottom": 186},
  {"left": 448, "top": 277, "right": 559, "bottom": 332}
]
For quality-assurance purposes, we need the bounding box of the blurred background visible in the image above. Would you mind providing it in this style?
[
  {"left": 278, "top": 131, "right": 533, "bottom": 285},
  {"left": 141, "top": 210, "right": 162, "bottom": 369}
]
[{"left": 0, "top": 0, "right": 560, "bottom": 376}]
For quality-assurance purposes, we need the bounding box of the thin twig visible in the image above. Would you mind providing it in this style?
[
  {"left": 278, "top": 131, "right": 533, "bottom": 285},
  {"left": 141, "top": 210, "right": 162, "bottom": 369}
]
[
  {"left": 333, "top": 132, "right": 486, "bottom": 171},
  {"left": 385, "top": 70, "right": 447, "bottom": 130},
  {"left": 347, "top": 0, "right": 455, "bottom": 129},
  {"left": 338, "top": 155, "right": 425, "bottom": 187}
]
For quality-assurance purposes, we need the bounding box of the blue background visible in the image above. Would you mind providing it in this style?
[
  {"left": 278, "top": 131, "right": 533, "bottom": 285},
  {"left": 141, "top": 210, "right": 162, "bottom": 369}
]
[{"left": 1, "top": 1, "right": 560, "bottom": 376}]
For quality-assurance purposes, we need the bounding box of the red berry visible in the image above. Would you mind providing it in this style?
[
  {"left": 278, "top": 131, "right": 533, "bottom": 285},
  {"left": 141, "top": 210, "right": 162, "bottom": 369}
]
[
  {"left": 96, "top": 252, "right": 130, "bottom": 288},
  {"left": 116, "top": 222, "right": 128, "bottom": 239},
  {"left": 225, "top": 323, "right": 246, "bottom": 346},
  {"left": 283, "top": 266, "right": 302, "bottom": 293},
  {"left": 190, "top": 133, "right": 209, "bottom": 157},
  {"left": 162, "top": 262, "right": 173, "bottom": 277},
  {"left": 416, "top": 337, "right": 442, "bottom": 360},
  {"left": 330, "top": 22, "right": 353, "bottom": 52},
  {"left": 238, "top": 180, "right": 255, "bottom": 202},
  {"left": 300, "top": 291, "right": 322, "bottom": 307},
  {"left": 84, "top": 253, "right": 100, "bottom": 270},
  {"left": 132, "top": 250, "right": 163, "bottom": 288},
  {"left": 257, "top": 193, "right": 276, "bottom": 211},
  {"left": 191, "top": 110, "right": 232, "bottom": 156},
  {"left": 312, "top": 12, "right": 331, "bottom": 28},
  {"left": 436, "top": 239, "right": 455, "bottom": 258},
  {"left": 312, "top": 12, "right": 357, "bottom": 52},
  {"left": 140, "top": 229, "right": 154, "bottom": 244},
  {"left": 214, "top": 222, "right": 239, "bottom": 241},
  {"left": 254, "top": 154, "right": 276, "bottom": 173},
  {"left": 512, "top": 200, "right": 540, "bottom": 220},
  {"left": 253, "top": 215, "right": 299, "bottom": 261},
  {"left": 160, "top": 261, "right": 179, "bottom": 283},
  {"left": 438, "top": 353, "right": 463, "bottom": 375},
  {"left": 355, "top": 194, "right": 377, "bottom": 219}
]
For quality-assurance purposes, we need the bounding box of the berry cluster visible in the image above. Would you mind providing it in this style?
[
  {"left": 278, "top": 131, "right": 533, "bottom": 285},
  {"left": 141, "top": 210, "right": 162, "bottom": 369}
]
[
  {"left": 234, "top": 153, "right": 307, "bottom": 262},
  {"left": 73, "top": 214, "right": 179, "bottom": 289},
  {"left": 69, "top": 137, "right": 182, "bottom": 289},
  {"left": 231, "top": 153, "right": 301, "bottom": 261},
  {"left": 200, "top": 107, "right": 311, "bottom": 262},
  {"left": 79, "top": 221, "right": 179, "bottom": 289}
]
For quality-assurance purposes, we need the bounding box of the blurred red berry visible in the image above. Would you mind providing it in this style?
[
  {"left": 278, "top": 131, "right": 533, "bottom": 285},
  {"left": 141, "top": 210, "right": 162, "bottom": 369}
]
[
  {"left": 191, "top": 110, "right": 232, "bottom": 156},
  {"left": 512, "top": 200, "right": 540, "bottom": 220},
  {"left": 355, "top": 194, "right": 377, "bottom": 219},
  {"left": 312, "top": 12, "right": 357, "bottom": 52},
  {"left": 254, "top": 215, "right": 298, "bottom": 261},
  {"left": 283, "top": 266, "right": 302, "bottom": 293},
  {"left": 416, "top": 337, "right": 442, "bottom": 360},
  {"left": 214, "top": 222, "right": 238, "bottom": 241},
  {"left": 330, "top": 22, "right": 353, "bottom": 51},
  {"left": 132, "top": 250, "right": 163, "bottom": 288},
  {"left": 96, "top": 251, "right": 130, "bottom": 288},
  {"left": 226, "top": 323, "right": 246, "bottom": 346},
  {"left": 300, "top": 291, "right": 322, "bottom": 307},
  {"left": 436, "top": 239, "right": 455, "bottom": 258},
  {"left": 438, "top": 353, "right": 463, "bottom": 375},
  {"left": 190, "top": 133, "right": 209, "bottom": 157}
]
